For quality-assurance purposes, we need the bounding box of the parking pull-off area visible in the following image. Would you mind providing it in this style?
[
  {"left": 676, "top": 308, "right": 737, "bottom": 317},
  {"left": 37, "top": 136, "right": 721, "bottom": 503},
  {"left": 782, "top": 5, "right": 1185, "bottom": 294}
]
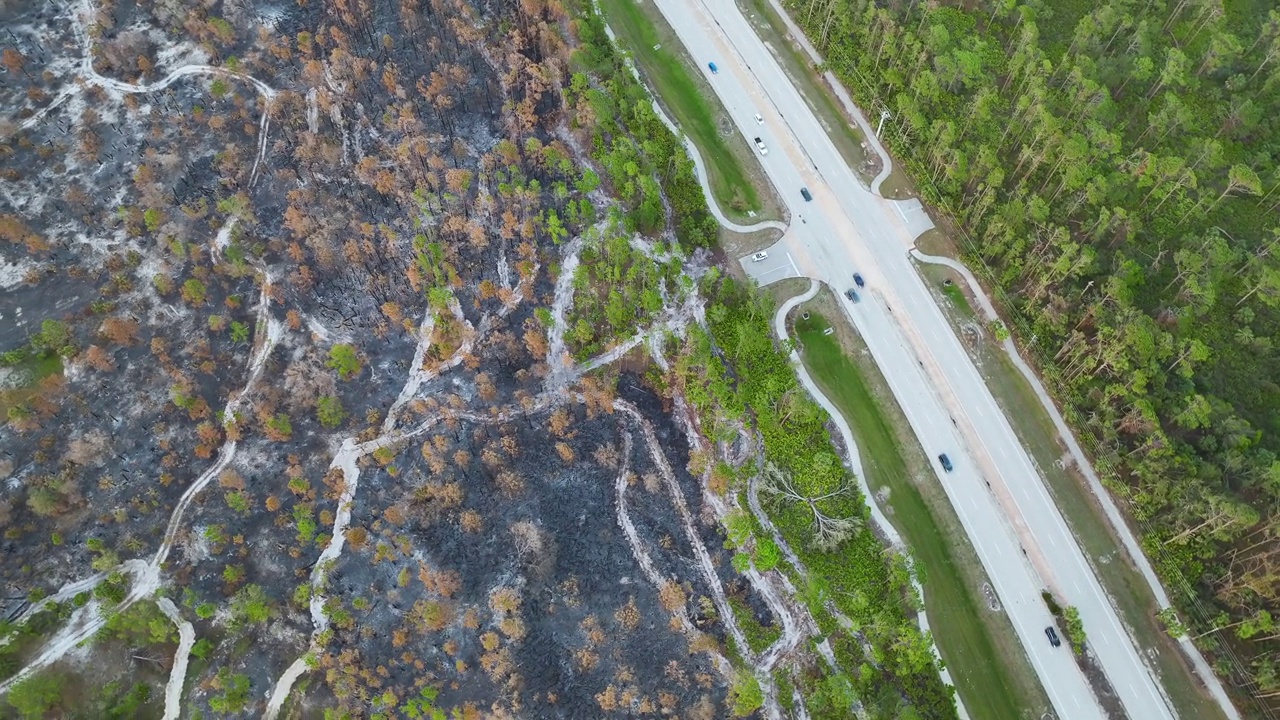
[
  {"left": 663, "top": 0, "right": 1187, "bottom": 716},
  {"left": 739, "top": 240, "right": 802, "bottom": 286}
]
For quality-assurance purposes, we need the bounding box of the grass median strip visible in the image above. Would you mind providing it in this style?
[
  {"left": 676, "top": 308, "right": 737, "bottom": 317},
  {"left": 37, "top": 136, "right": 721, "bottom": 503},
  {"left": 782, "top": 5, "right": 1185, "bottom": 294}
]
[
  {"left": 597, "top": 0, "right": 773, "bottom": 221},
  {"left": 792, "top": 301, "right": 1048, "bottom": 720}
]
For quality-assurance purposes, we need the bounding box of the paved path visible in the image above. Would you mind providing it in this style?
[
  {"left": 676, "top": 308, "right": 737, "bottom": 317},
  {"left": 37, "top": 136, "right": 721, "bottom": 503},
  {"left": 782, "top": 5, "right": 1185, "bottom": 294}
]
[
  {"left": 758, "top": 0, "right": 894, "bottom": 194},
  {"left": 774, "top": 280, "right": 968, "bottom": 719},
  {"left": 911, "top": 249, "right": 1240, "bottom": 720},
  {"left": 647, "top": 0, "right": 1179, "bottom": 715}
]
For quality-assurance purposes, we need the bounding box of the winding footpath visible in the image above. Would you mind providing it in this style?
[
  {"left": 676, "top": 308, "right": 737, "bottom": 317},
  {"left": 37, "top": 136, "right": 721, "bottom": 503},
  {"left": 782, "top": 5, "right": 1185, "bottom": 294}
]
[
  {"left": 155, "top": 597, "right": 195, "bottom": 720},
  {"left": 629, "top": 1, "right": 1230, "bottom": 712},
  {"left": 3, "top": 2, "right": 283, "bottom": 705},
  {"left": 614, "top": 12, "right": 966, "bottom": 701},
  {"left": 264, "top": 253, "right": 538, "bottom": 719},
  {"left": 733, "top": 1, "right": 1233, "bottom": 711},
  {"left": 773, "top": 281, "right": 967, "bottom": 718},
  {"left": 18, "top": 0, "right": 277, "bottom": 186},
  {"left": 598, "top": 11, "right": 968, "bottom": 709},
  {"left": 0, "top": 3, "right": 1137, "bottom": 717},
  {"left": 0, "top": 261, "right": 282, "bottom": 710},
  {"left": 611, "top": 427, "right": 735, "bottom": 677}
]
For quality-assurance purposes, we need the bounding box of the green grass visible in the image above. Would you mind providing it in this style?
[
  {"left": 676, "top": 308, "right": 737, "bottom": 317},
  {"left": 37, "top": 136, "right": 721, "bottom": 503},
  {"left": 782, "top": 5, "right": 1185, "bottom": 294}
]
[
  {"left": 728, "top": 594, "right": 783, "bottom": 655},
  {"left": 793, "top": 308, "right": 1045, "bottom": 720},
  {"left": 940, "top": 282, "right": 974, "bottom": 318},
  {"left": 917, "top": 264, "right": 976, "bottom": 319},
  {"left": 598, "top": 0, "right": 770, "bottom": 219}
]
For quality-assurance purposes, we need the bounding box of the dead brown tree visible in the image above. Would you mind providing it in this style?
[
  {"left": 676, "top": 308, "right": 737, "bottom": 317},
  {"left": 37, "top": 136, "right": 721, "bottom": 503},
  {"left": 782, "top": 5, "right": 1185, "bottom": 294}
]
[{"left": 757, "top": 463, "right": 862, "bottom": 552}]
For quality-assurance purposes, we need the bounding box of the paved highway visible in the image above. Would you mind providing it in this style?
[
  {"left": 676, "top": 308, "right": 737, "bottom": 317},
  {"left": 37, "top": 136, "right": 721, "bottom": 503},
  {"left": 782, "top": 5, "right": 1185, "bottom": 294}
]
[{"left": 643, "top": 0, "right": 1180, "bottom": 717}]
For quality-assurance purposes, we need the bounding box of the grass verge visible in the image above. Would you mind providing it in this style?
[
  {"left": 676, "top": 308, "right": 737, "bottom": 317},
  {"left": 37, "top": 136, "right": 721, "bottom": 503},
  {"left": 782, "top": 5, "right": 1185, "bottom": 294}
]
[
  {"left": 735, "top": 0, "right": 915, "bottom": 195},
  {"left": 916, "top": 264, "right": 978, "bottom": 322},
  {"left": 920, "top": 265, "right": 1229, "bottom": 720},
  {"left": 763, "top": 277, "right": 810, "bottom": 308},
  {"left": 790, "top": 290, "right": 1050, "bottom": 720},
  {"left": 599, "top": 0, "right": 780, "bottom": 223}
]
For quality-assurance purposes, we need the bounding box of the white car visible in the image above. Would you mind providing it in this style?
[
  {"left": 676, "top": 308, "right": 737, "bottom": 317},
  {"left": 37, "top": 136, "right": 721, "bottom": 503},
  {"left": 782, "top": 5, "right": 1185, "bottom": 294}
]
[
  {"left": 751, "top": 251, "right": 768, "bottom": 262},
  {"left": 753, "top": 137, "right": 768, "bottom": 155},
  {"left": 754, "top": 113, "right": 764, "bottom": 124}
]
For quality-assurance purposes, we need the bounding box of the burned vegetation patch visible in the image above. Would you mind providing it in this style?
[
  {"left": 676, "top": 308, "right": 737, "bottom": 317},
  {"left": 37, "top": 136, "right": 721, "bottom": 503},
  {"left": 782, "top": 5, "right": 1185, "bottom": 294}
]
[
  {"left": 293, "top": 395, "right": 733, "bottom": 717},
  {"left": 0, "top": 0, "right": 800, "bottom": 714}
]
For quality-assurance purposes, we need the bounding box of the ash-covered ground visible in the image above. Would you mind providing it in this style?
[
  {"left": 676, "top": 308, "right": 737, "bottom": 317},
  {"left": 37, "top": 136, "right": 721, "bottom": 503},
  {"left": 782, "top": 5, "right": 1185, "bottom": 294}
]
[{"left": 0, "top": 0, "right": 804, "bottom": 717}]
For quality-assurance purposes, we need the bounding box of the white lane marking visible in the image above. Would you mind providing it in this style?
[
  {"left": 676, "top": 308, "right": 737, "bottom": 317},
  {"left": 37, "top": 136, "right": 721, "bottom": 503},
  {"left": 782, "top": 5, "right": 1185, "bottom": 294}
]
[
  {"left": 752, "top": 263, "right": 794, "bottom": 278},
  {"left": 894, "top": 200, "right": 908, "bottom": 222},
  {"left": 686, "top": 4, "right": 1115, "bottom": 714}
]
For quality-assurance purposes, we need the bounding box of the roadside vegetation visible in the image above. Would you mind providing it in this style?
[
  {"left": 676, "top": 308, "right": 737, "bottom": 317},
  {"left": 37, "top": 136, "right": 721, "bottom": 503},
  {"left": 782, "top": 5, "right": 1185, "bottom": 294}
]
[
  {"left": 679, "top": 277, "right": 957, "bottom": 719},
  {"left": 597, "top": 0, "right": 775, "bottom": 221},
  {"left": 4, "top": 0, "right": 742, "bottom": 713},
  {"left": 792, "top": 303, "right": 1048, "bottom": 719},
  {"left": 575, "top": 8, "right": 947, "bottom": 715},
  {"left": 937, "top": 277, "right": 974, "bottom": 318},
  {"left": 735, "top": 0, "right": 885, "bottom": 190},
  {"left": 572, "top": 8, "right": 722, "bottom": 250},
  {"left": 785, "top": 0, "right": 1280, "bottom": 709},
  {"left": 923, "top": 268, "right": 1225, "bottom": 719}
]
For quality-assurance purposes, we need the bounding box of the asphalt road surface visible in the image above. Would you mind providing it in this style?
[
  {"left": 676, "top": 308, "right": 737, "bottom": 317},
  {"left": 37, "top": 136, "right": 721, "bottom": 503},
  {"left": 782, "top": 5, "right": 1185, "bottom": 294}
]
[
  {"left": 645, "top": 0, "right": 1180, "bottom": 717},
  {"left": 737, "top": 248, "right": 801, "bottom": 284}
]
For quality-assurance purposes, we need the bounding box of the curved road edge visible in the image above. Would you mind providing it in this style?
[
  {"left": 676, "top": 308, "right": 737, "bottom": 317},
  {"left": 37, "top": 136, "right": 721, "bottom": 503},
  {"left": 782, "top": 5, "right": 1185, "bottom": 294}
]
[
  {"left": 774, "top": 280, "right": 969, "bottom": 720},
  {"left": 910, "top": 248, "right": 1241, "bottom": 720},
  {"left": 757, "top": 0, "right": 894, "bottom": 195},
  {"left": 598, "top": 14, "right": 788, "bottom": 235},
  {"left": 598, "top": 9, "right": 965, "bottom": 713}
]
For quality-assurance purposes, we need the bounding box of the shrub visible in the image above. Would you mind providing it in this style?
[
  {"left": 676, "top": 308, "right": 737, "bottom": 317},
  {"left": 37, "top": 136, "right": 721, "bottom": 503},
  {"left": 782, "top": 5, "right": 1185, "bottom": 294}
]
[
  {"left": 229, "top": 584, "right": 271, "bottom": 628},
  {"left": 181, "top": 278, "right": 207, "bottom": 305},
  {"left": 316, "top": 395, "right": 346, "bottom": 428},
  {"left": 6, "top": 672, "right": 63, "bottom": 719},
  {"left": 729, "top": 671, "right": 763, "bottom": 716},
  {"left": 327, "top": 344, "right": 361, "bottom": 379}
]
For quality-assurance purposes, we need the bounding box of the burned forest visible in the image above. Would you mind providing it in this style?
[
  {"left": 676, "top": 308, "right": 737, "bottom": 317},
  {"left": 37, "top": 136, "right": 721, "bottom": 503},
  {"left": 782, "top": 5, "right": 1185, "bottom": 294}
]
[{"left": 0, "top": 0, "right": 953, "bottom": 717}]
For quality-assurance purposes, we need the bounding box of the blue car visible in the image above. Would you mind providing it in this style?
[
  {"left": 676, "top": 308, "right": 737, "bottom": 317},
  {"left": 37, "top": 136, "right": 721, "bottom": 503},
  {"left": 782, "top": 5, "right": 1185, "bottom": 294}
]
[
  {"left": 708, "top": 62, "right": 718, "bottom": 74},
  {"left": 844, "top": 289, "right": 860, "bottom": 303},
  {"left": 853, "top": 273, "right": 865, "bottom": 288}
]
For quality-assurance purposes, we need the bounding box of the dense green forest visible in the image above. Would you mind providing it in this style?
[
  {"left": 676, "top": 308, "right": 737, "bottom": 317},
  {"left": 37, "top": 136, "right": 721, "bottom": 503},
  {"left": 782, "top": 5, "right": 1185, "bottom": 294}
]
[{"left": 783, "top": 0, "right": 1280, "bottom": 708}]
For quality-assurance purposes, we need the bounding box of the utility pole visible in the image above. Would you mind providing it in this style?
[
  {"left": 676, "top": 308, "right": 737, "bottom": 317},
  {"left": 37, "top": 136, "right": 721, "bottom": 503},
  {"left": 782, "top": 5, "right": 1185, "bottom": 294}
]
[{"left": 876, "top": 110, "right": 891, "bottom": 137}]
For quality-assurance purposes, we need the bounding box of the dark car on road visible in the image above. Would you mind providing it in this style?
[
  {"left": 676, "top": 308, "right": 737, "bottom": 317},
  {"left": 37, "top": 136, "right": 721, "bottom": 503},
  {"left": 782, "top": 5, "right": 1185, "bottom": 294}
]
[
  {"left": 1045, "top": 626, "right": 1062, "bottom": 648},
  {"left": 800, "top": 188, "right": 812, "bottom": 201},
  {"left": 938, "top": 453, "right": 953, "bottom": 472},
  {"left": 853, "top": 273, "right": 865, "bottom": 288},
  {"left": 708, "top": 62, "right": 718, "bottom": 74},
  {"left": 844, "top": 289, "right": 860, "bottom": 303}
]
